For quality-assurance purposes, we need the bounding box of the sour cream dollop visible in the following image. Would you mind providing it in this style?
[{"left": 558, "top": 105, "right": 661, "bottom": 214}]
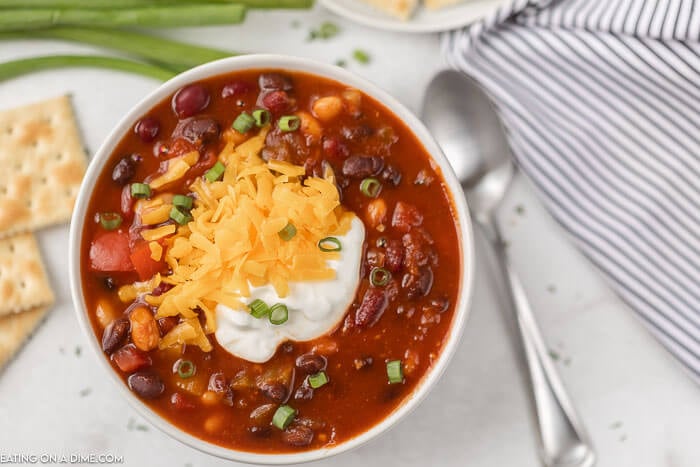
[{"left": 214, "top": 216, "right": 365, "bottom": 363}]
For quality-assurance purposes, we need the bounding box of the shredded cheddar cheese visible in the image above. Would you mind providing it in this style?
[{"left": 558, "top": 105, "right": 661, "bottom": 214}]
[{"left": 149, "top": 131, "right": 353, "bottom": 352}]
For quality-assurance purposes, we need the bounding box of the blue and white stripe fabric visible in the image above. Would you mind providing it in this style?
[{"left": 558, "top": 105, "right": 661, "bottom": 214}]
[{"left": 443, "top": 0, "right": 700, "bottom": 379}]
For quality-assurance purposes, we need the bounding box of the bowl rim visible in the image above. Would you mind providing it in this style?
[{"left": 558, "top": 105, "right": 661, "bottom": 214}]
[{"left": 68, "top": 54, "right": 475, "bottom": 465}]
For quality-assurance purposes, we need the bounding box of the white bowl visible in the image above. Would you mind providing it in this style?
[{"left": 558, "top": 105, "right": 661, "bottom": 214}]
[{"left": 68, "top": 55, "right": 475, "bottom": 465}]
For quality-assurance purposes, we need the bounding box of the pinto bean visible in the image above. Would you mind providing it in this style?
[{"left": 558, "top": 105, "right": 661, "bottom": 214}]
[
  {"left": 295, "top": 353, "right": 327, "bottom": 373},
  {"left": 172, "top": 117, "right": 220, "bottom": 145},
  {"left": 312, "top": 96, "right": 343, "bottom": 122},
  {"left": 402, "top": 266, "right": 434, "bottom": 300},
  {"left": 384, "top": 239, "right": 404, "bottom": 273},
  {"left": 341, "top": 155, "right": 384, "bottom": 178},
  {"left": 282, "top": 424, "right": 314, "bottom": 447},
  {"left": 128, "top": 372, "right": 164, "bottom": 399},
  {"left": 259, "top": 73, "right": 293, "bottom": 91},
  {"left": 355, "top": 287, "right": 388, "bottom": 328},
  {"left": 111, "top": 155, "right": 139, "bottom": 186},
  {"left": 129, "top": 306, "right": 159, "bottom": 352},
  {"left": 249, "top": 403, "right": 276, "bottom": 424},
  {"left": 101, "top": 317, "right": 129, "bottom": 354}
]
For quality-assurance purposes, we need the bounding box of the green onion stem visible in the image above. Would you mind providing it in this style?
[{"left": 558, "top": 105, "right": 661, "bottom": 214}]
[
  {"left": 0, "top": 54, "right": 174, "bottom": 83},
  {"left": 0, "top": 0, "right": 313, "bottom": 9},
  {"left": 0, "top": 5, "right": 247, "bottom": 31},
  {"left": 0, "top": 28, "right": 235, "bottom": 72}
]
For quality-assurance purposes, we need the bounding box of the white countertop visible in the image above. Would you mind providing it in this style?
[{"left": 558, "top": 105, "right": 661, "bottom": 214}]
[{"left": 0, "top": 6, "right": 698, "bottom": 467}]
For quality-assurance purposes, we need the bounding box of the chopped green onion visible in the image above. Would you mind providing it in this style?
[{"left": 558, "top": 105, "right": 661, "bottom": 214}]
[
  {"left": 249, "top": 298, "right": 270, "bottom": 319},
  {"left": 204, "top": 161, "right": 225, "bottom": 182},
  {"left": 353, "top": 49, "right": 371, "bottom": 65},
  {"left": 172, "top": 194, "right": 193, "bottom": 211},
  {"left": 334, "top": 59, "right": 347, "bottom": 68},
  {"left": 359, "top": 177, "right": 381, "bottom": 198},
  {"left": 232, "top": 111, "right": 255, "bottom": 133},
  {"left": 308, "top": 371, "right": 328, "bottom": 389},
  {"left": 130, "top": 182, "right": 151, "bottom": 199},
  {"left": 278, "top": 222, "right": 297, "bottom": 241},
  {"left": 386, "top": 360, "right": 403, "bottom": 384},
  {"left": 252, "top": 109, "right": 271, "bottom": 127},
  {"left": 169, "top": 206, "right": 192, "bottom": 225},
  {"left": 99, "top": 212, "right": 122, "bottom": 230},
  {"left": 176, "top": 359, "right": 196, "bottom": 379},
  {"left": 269, "top": 303, "right": 289, "bottom": 325},
  {"left": 278, "top": 115, "right": 300, "bottom": 132},
  {"left": 272, "top": 405, "right": 296, "bottom": 430},
  {"left": 370, "top": 267, "right": 391, "bottom": 287},
  {"left": 318, "top": 236, "right": 342, "bottom": 252}
]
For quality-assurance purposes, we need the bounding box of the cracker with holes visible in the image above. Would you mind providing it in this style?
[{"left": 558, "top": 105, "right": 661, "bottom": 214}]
[
  {"left": 0, "top": 305, "right": 49, "bottom": 370},
  {"left": 0, "top": 233, "right": 54, "bottom": 316},
  {"left": 0, "top": 95, "right": 87, "bottom": 238}
]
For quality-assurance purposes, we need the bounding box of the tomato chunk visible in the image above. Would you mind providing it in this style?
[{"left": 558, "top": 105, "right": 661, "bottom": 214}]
[
  {"left": 89, "top": 230, "right": 134, "bottom": 272},
  {"left": 130, "top": 241, "right": 165, "bottom": 281},
  {"left": 112, "top": 344, "right": 151, "bottom": 373}
]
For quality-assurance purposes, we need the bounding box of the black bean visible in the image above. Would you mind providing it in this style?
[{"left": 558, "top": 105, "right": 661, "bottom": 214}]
[
  {"left": 172, "top": 117, "right": 220, "bottom": 145},
  {"left": 128, "top": 372, "right": 165, "bottom": 399},
  {"left": 341, "top": 155, "right": 384, "bottom": 178},
  {"left": 402, "top": 266, "right": 434, "bottom": 300},
  {"left": 102, "top": 276, "right": 116, "bottom": 290},
  {"left": 295, "top": 353, "right": 327, "bottom": 373},
  {"left": 111, "top": 155, "right": 139, "bottom": 186},
  {"left": 294, "top": 383, "right": 314, "bottom": 401},
  {"left": 260, "top": 382, "right": 287, "bottom": 403},
  {"left": 258, "top": 73, "right": 293, "bottom": 91},
  {"left": 380, "top": 164, "right": 402, "bottom": 186},
  {"left": 101, "top": 317, "right": 129, "bottom": 355},
  {"left": 282, "top": 424, "right": 314, "bottom": 447}
]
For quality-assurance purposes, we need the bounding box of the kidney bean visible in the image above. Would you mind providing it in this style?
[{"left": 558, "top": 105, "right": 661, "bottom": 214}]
[
  {"left": 322, "top": 136, "right": 349, "bottom": 159},
  {"left": 101, "top": 317, "right": 129, "bottom": 354},
  {"left": 112, "top": 344, "right": 151, "bottom": 373},
  {"left": 221, "top": 80, "right": 253, "bottom": 98},
  {"left": 295, "top": 353, "right": 327, "bottom": 373},
  {"left": 120, "top": 185, "right": 134, "bottom": 220},
  {"left": 171, "top": 392, "right": 196, "bottom": 410},
  {"left": 355, "top": 287, "right": 388, "bottom": 328},
  {"left": 402, "top": 228, "right": 436, "bottom": 274},
  {"left": 341, "top": 125, "right": 374, "bottom": 141},
  {"left": 380, "top": 164, "right": 402, "bottom": 186},
  {"left": 260, "top": 382, "right": 288, "bottom": 403},
  {"left": 151, "top": 282, "right": 174, "bottom": 297},
  {"left": 248, "top": 425, "right": 272, "bottom": 437},
  {"left": 261, "top": 90, "right": 291, "bottom": 114},
  {"left": 111, "top": 154, "right": 139, "bottom": 186},
  {"left": 128, "top": 372, "right": 164, "bottom": 399},
  {"left": 384, "top": 239, "right": 404, "bottom": 273},
  {"left": 156, "top": 316, "right": 178, "bottom": 337},
  {"left": 172, "top": 117, "right": 220, "bottom": 145},
  {"left": 282, "top": 425, "right": 314, "bottom": 447},
  {"left": 392, "top": 201, "right": 423, "bottom": 233},
  {"left": 258, "top": 73, "right": 293, "bottom": 91},
  {"left": 341, "top": 155, "right": 384, "bottom": 178},
  {"left": 172, "top": 84, "right": 210, "bottom": 118},
  {"left": 134, "top": 117, "right": 159, "bottom": 143},
  {"left": 402, "top": 266, "right": 434, "bottom": 300},
  {"left": 365, "top": 248, "right": 385, "bottom": 269}
]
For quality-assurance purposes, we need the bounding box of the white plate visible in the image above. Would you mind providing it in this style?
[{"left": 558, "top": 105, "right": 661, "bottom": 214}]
[{"left": 321, "top": 0, "right": 504, "bottom": 33}]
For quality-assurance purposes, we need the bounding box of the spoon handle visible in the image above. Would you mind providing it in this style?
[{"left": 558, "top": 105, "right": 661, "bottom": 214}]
[{"left": 484, "top": 220, "right": 596, "bottom": 467}]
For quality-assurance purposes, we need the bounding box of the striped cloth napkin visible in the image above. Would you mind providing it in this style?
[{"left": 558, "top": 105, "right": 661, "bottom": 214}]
[{"left": 443, "top": 0, "right": 700, "bottom": 380}]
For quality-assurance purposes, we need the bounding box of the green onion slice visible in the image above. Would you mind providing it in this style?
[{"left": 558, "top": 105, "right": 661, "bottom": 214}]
[
  {"left": 99, "top": 212, "right": 122, "bottom": 230},
  {"left": 130, "top": 182, "right": 151, "bottom": 199},
  {"left": 249, "top": 298, "right": 270, "bottom": 319},
  {"left": 272, "top": 405, "right": 296, "bottom": 430},
  {"left": 318, "top": 236, "right": 342, "bottom": 252},
  {"left": 308, "top": 371, "right": 328, "bottom": 389},
  {"left": 353, "top": 49, "right": 371, "bottom": 64},
  {"left": 278, "top": 222, "right": 297, "bottom": 241},
  {"left": 370, "top": 267, "right": 391, "bottom": 287},
  {"left": 204, "top": 161, "right": 225, "bottom": 182},
  {"left": 172, "top": 194, "right": 194, "bottom": 211},
  {"left": 269, "top": 303, "right": 289, "bottom": 325},
  {"left": 176, "top": 359, "right": 196, "bottom": 379},
  {"left": 233, "top": 112, "right": 255, "bottom": 134},
  {"left": 169, "top": 206, "right": 192, "bottom": 225},
  {"left": 359, "top": 177, "right": 381, "bottom": 198},
  {"left": 386, "top": 360, "right": 403, "bottom": 384},
  {"left": 253, "top": 109, "right": 271, "bottom": 127},
  {"left": 278, "top": 115, "right": 300, "bottom": 132}
]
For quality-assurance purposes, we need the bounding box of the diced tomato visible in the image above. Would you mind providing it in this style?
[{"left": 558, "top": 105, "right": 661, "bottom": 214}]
[
  {"left": 89, "top": 230, "right": 134, "bottom": 272},
  {"left": 391, "top": 201, "right": 423, "bottom": 233},
  {"left": 130, "top": 241, "right": 165, "bottom": 281},
  {"left": 112, "top": 344, "right": 151, "bottom": 373}
]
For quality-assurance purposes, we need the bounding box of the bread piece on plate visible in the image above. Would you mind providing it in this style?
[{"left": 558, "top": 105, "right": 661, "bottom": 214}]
[
  {"left": 424, "top": 0, "right": 464, "bottom": 10},
  {"left": 0, "top": 306, "right": 50, "bottom": 370},
  {"left": 361, "top": 0, "right": 418, "bottom": 21}
]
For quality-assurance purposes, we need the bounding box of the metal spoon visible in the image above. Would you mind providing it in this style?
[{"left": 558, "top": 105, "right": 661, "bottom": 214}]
[{"left": 422, "top": 70, "right": 596, "bottom": 467}]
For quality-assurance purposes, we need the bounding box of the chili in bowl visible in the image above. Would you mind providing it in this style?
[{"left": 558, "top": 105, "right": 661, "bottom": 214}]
[{"left": 68, "top": 55, "right": 474, "bottom": 464}]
